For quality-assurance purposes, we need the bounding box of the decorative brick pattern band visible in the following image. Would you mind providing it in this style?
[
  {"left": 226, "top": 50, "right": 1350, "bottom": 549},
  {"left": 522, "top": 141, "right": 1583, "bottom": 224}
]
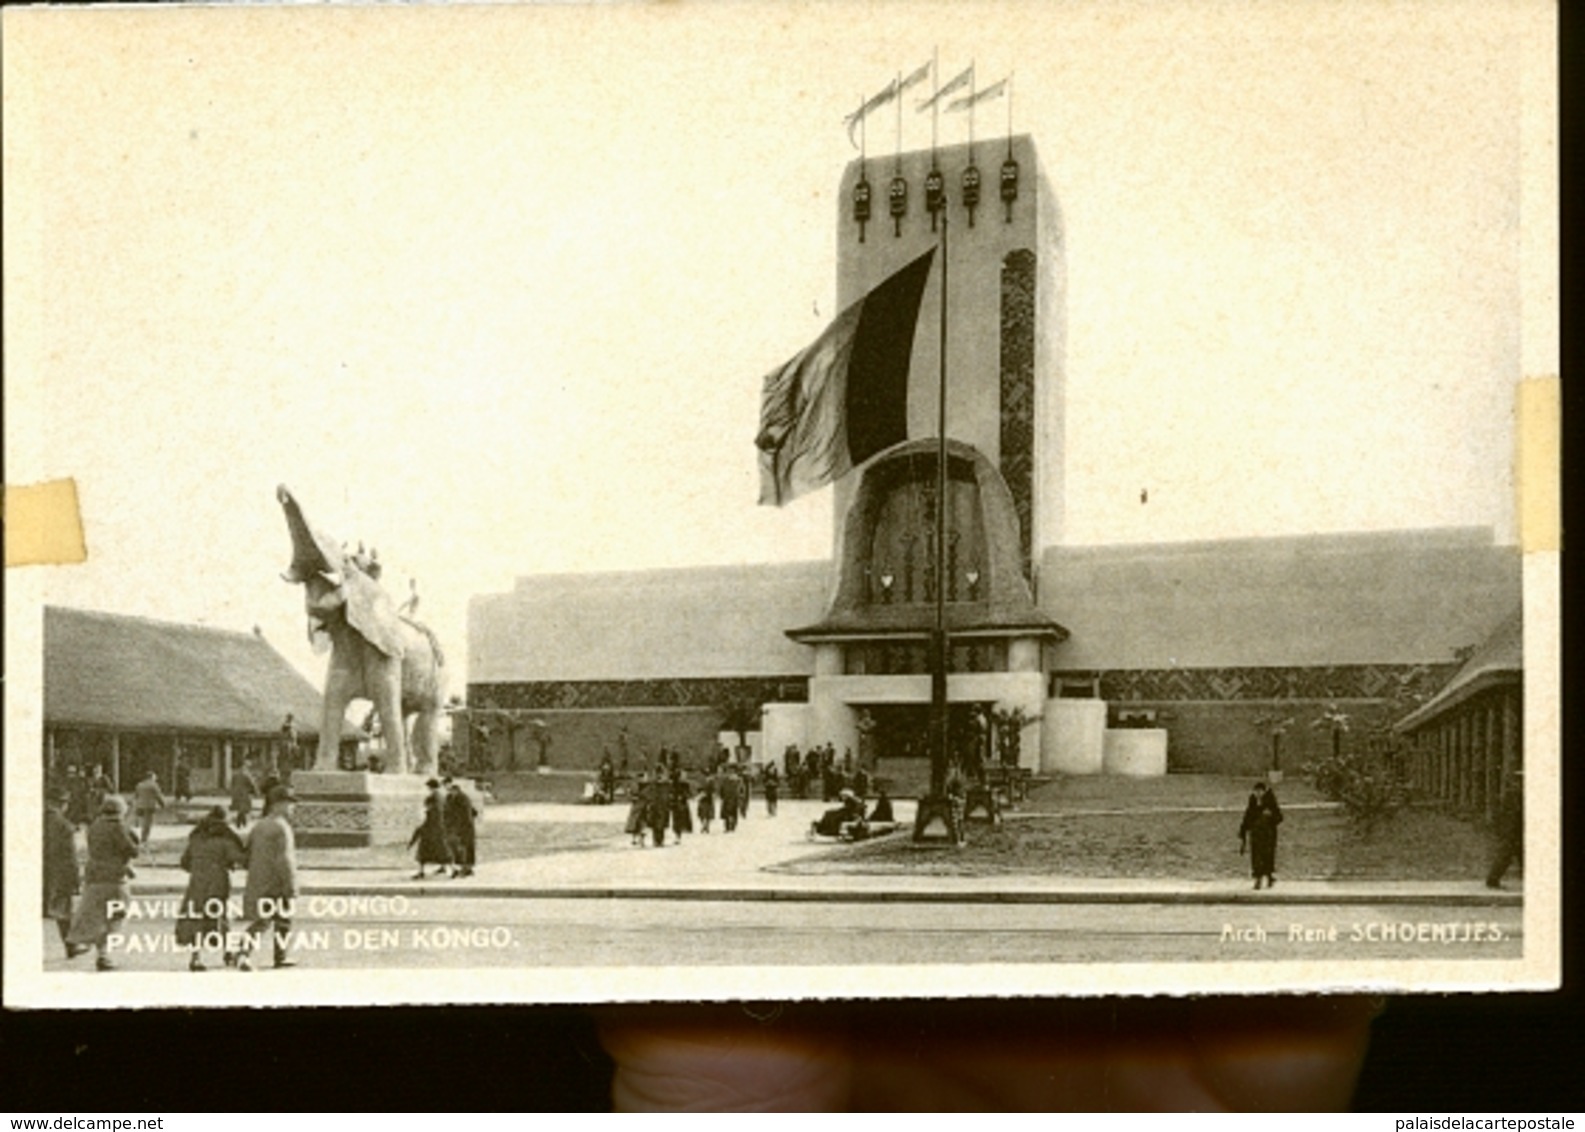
[
  {"left": 470, "top": 675, "right": 810, "bottom": 713},
  {"left": 1000, "top": 249, "right": 1037, "bottom": 579},
  {"left": 1051, "top": 662, "right": 1458, "bottom": 704},
  {"left": 294, "top": 802, "right": 374, "bottom": 832},
  {"left": 473, "top": 663, "right": 1455, "bottom": 713}
]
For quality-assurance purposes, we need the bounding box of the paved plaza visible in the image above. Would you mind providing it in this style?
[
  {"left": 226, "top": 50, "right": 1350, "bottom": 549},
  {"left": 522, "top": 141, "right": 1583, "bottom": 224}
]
[{"left": 124, "top": 791, "right": 1518, "bottom": 908}]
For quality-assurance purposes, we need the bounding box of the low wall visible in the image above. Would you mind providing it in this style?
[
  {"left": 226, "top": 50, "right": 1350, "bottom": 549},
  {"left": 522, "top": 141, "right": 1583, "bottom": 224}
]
[
  {"left": 457, "top": 707, "right": 725, "bottom": 773},
  {"left": 761, "top": 703, "right": 809, "bottom": 765},
  {"left": 1111, "top": 699, "right": 1403, "bottom": 776},
  {"left": 1103, "top": 728, "right": 1168, "bottom": 776},
  {"left": 1042, "top": 698, "right": 1107, "bottom": 774}
]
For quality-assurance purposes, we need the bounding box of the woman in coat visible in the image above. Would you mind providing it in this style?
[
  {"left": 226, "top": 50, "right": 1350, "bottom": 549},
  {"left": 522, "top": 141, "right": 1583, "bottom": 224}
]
[
  {"left": 695, "top": 779, "right": 716, "bottom": 834},
  {"left": 408, "top": 779, "right": 455, "bottom": 878},
  {"left": 175, "top": 806, "right": 247, "bottom": 970},
  {"left": 1238, "top": 781, "right": 1284, "bottom": 889},
  {"left": 669, "top": 771, "right": 694, "bottom": 844},
  {"left": 66, "top": 796, "right": 139, "bottom": 970},
  {"left": 625, "top": 772, "right": 650, "bottom": 846}
]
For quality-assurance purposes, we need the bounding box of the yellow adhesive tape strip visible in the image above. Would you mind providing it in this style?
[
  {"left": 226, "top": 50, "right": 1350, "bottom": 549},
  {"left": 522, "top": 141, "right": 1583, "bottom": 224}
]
[
  {"left": 4, "top": 478, "right": 88, "bottom": 567},
  {"left": 1517, "top": 376, "right": 1560, "bottom": 553}
]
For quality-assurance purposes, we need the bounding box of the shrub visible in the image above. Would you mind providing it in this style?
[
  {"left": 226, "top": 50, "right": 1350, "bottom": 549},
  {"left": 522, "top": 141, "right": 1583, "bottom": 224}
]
[{"left": 1306, "top": 748, "right": 1408, "bottom": 830}]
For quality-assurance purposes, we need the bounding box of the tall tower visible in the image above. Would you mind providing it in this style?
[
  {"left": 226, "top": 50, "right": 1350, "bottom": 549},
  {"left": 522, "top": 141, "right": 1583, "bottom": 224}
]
[
  {"left": 834, "top": 135, "right": 1066, "bottom": 574},
  {"left": 783, "top": 137, "right": 1068, "bottom": 789}
]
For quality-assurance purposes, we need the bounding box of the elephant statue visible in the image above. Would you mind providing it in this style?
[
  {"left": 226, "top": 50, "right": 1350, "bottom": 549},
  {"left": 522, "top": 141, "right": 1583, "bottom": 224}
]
[{"left": 277, "top": 485, "right": 447, "bottom": 775}]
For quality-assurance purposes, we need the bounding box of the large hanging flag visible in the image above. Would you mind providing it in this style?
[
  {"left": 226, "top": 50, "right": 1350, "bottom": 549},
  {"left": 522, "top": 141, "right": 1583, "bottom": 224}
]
[
  {"left": 945, "top": 77, "right": 1008, "bottom": 114},
  {"left": 755, "top": 249, "right": 936, "bottom": 506}
]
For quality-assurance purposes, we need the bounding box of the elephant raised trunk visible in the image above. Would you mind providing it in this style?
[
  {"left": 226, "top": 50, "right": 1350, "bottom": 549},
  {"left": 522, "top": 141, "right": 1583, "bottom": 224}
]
[
  {"left": 277, "top": 485, "right": 447, "bottom": 776},
  {"left": 278, "top": 484, "right": 334, "bottom": 585}
]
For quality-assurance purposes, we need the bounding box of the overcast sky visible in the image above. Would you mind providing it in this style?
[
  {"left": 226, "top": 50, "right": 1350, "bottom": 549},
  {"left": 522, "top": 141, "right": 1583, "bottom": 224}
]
[{"left": 6, "top": 1, "right": 1549, "bottom": 689}]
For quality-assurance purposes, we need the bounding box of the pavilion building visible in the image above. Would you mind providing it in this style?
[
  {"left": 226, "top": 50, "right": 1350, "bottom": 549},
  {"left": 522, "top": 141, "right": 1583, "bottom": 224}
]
[
  {"left": 466, "top": 138, "right": 1520, "bottom": 788},
  {"left": 43, "top": 605, "right": 359, "bottom": 795}
]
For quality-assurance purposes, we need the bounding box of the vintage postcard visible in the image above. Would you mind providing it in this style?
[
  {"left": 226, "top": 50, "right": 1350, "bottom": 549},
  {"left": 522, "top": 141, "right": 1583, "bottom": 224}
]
[{"left": 3, "top": 0, "right": 1558, "bottom": 1008}]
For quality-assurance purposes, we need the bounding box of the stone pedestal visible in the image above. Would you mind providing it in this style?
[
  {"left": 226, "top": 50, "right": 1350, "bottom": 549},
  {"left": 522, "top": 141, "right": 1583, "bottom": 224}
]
[{"left": 291, "top": 770, "right": 428, "bottom": 848}]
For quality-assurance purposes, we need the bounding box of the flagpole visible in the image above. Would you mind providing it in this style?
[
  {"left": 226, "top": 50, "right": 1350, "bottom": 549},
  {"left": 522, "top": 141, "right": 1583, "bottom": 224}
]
[
  {"left": 932, "top": 207, "right": 950, "bottom": 803},
  {"left": 894, "top": 70, "right": 903, "bottom": 173},
  {"left": 967, "top": 64, "right": 977, "bottom": 157},
  {"left": 929, "top": 46, "right": 939, "bottom": 158},
  {"left": 914, "top": 207, "right": 958, "bottom": 843},
  {"left": 1007, "top": 72, "right": 1015, "bottom": 156}
]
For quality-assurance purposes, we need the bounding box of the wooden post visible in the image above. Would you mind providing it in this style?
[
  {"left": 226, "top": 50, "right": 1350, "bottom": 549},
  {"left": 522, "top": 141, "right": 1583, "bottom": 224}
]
[
  {"left": 1484, "top": 700, "right": 1499, "bottom": 822},
  {"left": 1462, "top": 710, "right": 1476, "bottom": 810},
  {"left": 109, "top": 733, "right": 121, "bottom": 792},
  {"left": 1500, "top": 688, "right": 1519, "bottom": 782},
  {"left": 1459, "top": 712, "right": 1471, "bottom": 810},
  {"left": 1464, "top": 697, "right": 1477, "bottom": 811}
]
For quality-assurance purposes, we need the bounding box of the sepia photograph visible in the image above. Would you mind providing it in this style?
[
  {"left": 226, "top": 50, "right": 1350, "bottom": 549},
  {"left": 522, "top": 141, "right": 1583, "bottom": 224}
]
[{"left": 3, "top": 0, "right": 1558, "bottom": 1009}]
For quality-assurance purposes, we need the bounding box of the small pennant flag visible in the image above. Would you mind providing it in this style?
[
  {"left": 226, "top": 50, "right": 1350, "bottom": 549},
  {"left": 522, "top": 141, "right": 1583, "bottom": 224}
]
[
  {"left": 945, "top": 77, "right": 1008, "bottom": 114},
  {"left": 844, "top": 78, "right": 900, "bottom": 147},
  {"left": 899, "top": 58, "right": 932, "bottom": 95},
  {"left": 755, "top": 250, "right": 936, "bottom": 506},
  {"left": 916, "top": 63, "right": 973, "bottom": 112}
]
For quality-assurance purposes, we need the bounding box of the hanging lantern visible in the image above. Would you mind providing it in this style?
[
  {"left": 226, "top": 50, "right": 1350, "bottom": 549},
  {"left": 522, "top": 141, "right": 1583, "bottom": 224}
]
[
  {"left": 853, "top": 176, "right": 872, "bottom": 242},
  {"left": 889, "top": 175, "right": 908, "bottom": 237},
  {"left": 1000, "top": 156, "right": 1020, "bottom": 222},
  {"left": 962, "top": 164, "right": 982, "bottom": 227},
  {"left": 925, "top": 167, "right": 945, "bottom": 231}
]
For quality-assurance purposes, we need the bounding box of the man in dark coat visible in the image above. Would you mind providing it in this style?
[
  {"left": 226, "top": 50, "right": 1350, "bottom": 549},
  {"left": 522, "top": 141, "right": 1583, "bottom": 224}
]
[
  {"left": 87, "top": 765, "right": 114, "bottom": 816},
  {"left": 444, "top": 779, "right": 479, "bottom": 876},
  {"left": 762, "top": 762, "right": 780, "bottom": 816},
  {"left": 669, "top": 770, "right": 694, "bottom": 844},
  {"left": 717, "top": 767, "right": 741, "bottom": 833},
  {"left": 1238, "top": 781, "right": 1284, "bottom": 889},
  {"left": 240, "top": 786, "right": 300, "bottom": 970},
  {"left": 814, "top": 789, "right": 866, "bottom": 837},
  {"left": 646, "top": 770, "right": 671, "bottom": 848},
  {"left": 230, "top": 762, "right": 258, "bottom": 828},
  {"left": 597, "top": 751, "right": 616, "bottom": 804},
  {"left": 696, "top": 779, "right": 716, "bottom": 833},
  {"left": 1486, "top": 770, "right": 1524, "bottom": 889},
  {"left": 66, "top": 767, "right": 91, "bottom": 828},
  {"left": 44, "top": 791, "right": 83, "bottom": 957}
]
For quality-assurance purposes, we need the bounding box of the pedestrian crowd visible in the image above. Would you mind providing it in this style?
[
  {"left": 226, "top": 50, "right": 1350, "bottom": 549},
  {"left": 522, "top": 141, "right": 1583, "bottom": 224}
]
[
  {"left": 44, "top": 778, "right": 303, "bottom": 973},
  {"left": 409, "top": 775, "right": 480, "bottom": 878},
  {"left": 618, "top": 745, "right": 766, "bottom": 848},
  {"left": 782, "top": 742, "right": 871, "bottom": 803}
]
